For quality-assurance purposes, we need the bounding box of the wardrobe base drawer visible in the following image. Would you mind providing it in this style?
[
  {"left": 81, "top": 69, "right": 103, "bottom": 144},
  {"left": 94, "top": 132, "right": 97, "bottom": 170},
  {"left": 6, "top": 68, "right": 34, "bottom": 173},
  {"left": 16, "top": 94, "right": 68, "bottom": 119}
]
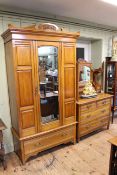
[{"left": 23, "top": 125, "right": 75, "bottom": 156}]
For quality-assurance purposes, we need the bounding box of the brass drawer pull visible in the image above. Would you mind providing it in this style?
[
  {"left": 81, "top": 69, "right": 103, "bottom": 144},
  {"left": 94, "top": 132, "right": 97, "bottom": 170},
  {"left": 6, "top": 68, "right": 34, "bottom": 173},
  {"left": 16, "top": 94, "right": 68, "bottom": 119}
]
[
  {"left": 101, "top": 109, "right": 106, "bottom": 113},
  {"left": 87, "top": 105, "right": 92, "bottom": 109},
  {"left": 102, "top": 101, "right": 106, "bottom": 105},
  {"left": 100, "top": 120, "right": 104, "bottom": 123},
  {"left": 34, "top": 142, "right": 42, "bottom": 147},
  {"left": 87, "top": 115, "right": 91, "bottom": 118},
  {"left": 100, "top": 119, "right": 103, "bottom": 122},
  {"left": 86, "top": 126, "right": 90, "bottom": 129},
  {"left": 61, "top": 133, "right": 67, "bottom": 137},
  {"left": 100, "top": 118, "right": 108, "bottom": 123}
]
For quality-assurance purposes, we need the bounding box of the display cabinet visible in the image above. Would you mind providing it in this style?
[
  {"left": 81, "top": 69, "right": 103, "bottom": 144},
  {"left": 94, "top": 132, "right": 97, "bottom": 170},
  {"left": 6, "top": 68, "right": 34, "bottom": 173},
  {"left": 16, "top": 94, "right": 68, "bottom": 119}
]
[
  {"left": 105, "top": 60, "right": 117, "bottom": 122},
  {"left": 2, "top": 24, "right": 80, "bottom": 163},
  {"left": 108, "top": 136, "right": 117, "bottom": 175}
]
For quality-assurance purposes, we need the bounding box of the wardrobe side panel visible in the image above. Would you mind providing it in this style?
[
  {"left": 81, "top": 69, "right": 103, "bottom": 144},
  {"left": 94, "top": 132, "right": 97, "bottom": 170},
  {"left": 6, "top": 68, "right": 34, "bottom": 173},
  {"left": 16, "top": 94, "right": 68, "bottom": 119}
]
[{"left": 5, "top": 41, "right": 19, "bottom": 134}]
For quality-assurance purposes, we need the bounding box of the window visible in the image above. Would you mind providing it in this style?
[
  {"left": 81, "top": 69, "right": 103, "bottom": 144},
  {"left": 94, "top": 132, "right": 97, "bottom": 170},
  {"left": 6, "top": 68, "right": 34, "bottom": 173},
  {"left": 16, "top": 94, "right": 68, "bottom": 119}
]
[
  {"left": 76, "top": 40, "right": 91, "bottom": 62},
  {"left": 76, "top": 48, "right": 84, "bottom": 59}
]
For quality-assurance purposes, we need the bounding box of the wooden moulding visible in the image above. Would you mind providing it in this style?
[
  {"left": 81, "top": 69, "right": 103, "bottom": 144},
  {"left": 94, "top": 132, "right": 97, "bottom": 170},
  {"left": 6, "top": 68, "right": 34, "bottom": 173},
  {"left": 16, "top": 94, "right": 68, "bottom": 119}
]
[
  {"left": 1, "top": 23, "right": 80, "bottom": 41},
  {"left": 12, "top": 122, "right": 77, "bottom": 141}
]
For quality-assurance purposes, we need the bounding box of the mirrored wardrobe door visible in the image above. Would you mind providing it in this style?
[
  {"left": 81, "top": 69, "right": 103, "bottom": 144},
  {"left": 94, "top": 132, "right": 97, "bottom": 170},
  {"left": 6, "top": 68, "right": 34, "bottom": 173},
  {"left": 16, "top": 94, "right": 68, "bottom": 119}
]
[{"left": 36, "top": 42, "right": 61, "bottom": 129}]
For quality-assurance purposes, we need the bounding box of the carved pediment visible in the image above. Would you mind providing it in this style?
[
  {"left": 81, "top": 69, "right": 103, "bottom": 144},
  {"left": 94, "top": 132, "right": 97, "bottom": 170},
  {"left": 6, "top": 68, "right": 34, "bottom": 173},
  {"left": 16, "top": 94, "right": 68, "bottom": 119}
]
[
  {"left": 38, "top": 23, "right": 60, "bottom": 31},
  {"left": 8, "top": 23, "right": 60, "bottom": 32}
]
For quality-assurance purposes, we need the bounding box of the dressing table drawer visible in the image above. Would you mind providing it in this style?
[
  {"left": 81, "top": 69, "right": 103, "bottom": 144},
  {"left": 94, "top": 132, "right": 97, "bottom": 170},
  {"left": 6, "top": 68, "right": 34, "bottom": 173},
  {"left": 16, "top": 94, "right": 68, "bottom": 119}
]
[
  {"left": 80, "top": 102, "right": 96, "bottom": 114},
  {"left": 97, "top": 99, "right": 110, "bottom": 108}
]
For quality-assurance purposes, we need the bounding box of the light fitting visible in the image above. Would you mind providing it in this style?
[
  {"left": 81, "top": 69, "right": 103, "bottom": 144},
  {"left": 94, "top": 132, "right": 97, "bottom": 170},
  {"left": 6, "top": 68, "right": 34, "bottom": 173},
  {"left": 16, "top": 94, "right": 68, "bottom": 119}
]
[{"left": 101, "top": 0, "right": 117, "bottom": 6}]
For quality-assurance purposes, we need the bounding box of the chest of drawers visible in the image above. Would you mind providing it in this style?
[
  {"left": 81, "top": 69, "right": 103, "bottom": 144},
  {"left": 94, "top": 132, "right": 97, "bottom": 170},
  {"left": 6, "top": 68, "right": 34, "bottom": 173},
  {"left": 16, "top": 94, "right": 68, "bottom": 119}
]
[{"left": 77, "top": 93, "right": 113, "bottom": 141}]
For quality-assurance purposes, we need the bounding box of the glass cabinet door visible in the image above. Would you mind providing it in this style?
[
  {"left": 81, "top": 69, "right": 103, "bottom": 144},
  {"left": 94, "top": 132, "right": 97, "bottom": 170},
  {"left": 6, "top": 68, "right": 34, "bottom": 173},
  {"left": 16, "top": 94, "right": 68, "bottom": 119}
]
[
  {"left": 38, "top": 46, "right": 59, "bottom": 124},
  {"left": 106, "top": 63, "right": 115, "bottom": 94},
  {"left": 107, "top": 63, "right": 115, "bottom": 79},
  {"left": 114, "top": 93, "right": 117, "bottom": 107},
  {"left": 106, "top": 79, "right": 114, "bottom": 94}
]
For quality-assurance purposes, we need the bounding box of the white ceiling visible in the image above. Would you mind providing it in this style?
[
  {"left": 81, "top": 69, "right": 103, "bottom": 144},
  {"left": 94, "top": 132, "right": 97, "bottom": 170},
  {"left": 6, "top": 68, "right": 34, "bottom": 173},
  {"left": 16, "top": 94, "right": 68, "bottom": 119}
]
[{"left": 0, "top": 0, "right": 117, "bottom": 28}]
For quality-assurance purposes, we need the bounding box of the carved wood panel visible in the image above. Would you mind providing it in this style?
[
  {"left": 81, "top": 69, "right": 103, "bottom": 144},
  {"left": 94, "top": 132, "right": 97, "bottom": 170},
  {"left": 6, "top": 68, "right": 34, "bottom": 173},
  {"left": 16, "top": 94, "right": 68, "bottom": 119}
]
[
  {"left": 64, "top": 44, "right": 75, "bottom": 64},
  {"left": 17, "top": 70, "right": 34, "bottom": 107},
  {"left": 64, "top": 101, "right": 75, "bottom": 118},
  {"left": 16, "top": 45, "right": 32, "bottom": 66},
  {"left": 21, "top": 109, "right": 35, "bottom": 129},
  {"left": 14, "top": 41, "right": 37, "bottom": 136},
  {"left": 62, "top": 43, "right": 76, "bottom": 124},
  {"left": 64, "top": 67, "right": 75, "bottom": 100}
]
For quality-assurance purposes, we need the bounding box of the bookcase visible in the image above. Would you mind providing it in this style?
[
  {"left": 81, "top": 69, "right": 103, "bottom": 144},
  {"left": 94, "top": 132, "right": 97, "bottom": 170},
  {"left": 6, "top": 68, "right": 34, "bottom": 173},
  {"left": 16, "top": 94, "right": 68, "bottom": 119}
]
[{"left": 105, "top": 60, "right": 117, "bottom": 122}]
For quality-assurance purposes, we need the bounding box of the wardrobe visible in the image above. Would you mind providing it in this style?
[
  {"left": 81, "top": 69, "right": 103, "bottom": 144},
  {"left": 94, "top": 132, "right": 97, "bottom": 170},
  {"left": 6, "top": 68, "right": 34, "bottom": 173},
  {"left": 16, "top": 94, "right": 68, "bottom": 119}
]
[{"left": 2, "top": 24, "right": 79, "bottom": 163}]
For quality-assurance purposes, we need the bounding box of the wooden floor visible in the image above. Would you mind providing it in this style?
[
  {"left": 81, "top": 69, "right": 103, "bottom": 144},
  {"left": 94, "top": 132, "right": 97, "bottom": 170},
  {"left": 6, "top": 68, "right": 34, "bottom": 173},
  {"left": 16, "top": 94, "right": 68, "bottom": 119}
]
[{"left": 1, "top": 118, "right": 117, "bottom": 175}]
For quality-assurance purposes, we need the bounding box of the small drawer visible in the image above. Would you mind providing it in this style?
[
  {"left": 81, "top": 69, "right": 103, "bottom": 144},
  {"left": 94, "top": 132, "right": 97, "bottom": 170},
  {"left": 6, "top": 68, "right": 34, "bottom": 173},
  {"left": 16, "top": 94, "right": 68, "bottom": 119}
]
[
  {"left": 80, "top": 107, "right": 109, "bottom": 124},
  {"left": 79, "top": 112, "right": 94, "bottom": 122},
  {"left": 80, "top": 122, "right": 98, "bottom": 137},
  {"left": 24, "top": 126, "right": 75, "bottom": 155},
  {"left": 98, "top": 118, "right": 109, "bottom": 125},
  {"left": 80, "top": 117, "right": 108, "bottom": 137},
  {"left": 97, "top": 99, "right": 110, "bottom": 108},
  {"left": 97, "top": 107, "right": 110, "bottom": 117},
  {"left": 80, "top": 119, "right": 99, "bottom": 135},
  {"left": 80, "top": 102, "right": 96, "bottom": 114}
]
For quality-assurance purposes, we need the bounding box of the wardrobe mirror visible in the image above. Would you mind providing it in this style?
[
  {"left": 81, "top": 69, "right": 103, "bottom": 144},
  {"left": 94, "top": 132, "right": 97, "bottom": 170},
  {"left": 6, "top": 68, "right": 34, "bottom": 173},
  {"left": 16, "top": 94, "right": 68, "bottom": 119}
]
[{"left": 38, "top": 46, "right": 59, "bottom": 124}]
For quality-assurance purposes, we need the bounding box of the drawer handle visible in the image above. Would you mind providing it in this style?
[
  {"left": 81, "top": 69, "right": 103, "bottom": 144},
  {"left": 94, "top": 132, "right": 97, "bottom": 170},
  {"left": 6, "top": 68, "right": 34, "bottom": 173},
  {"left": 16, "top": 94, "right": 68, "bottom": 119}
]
[
  {"left": 34, "top": 142, "right": 42, "bottom": 147},
  {"left": 86, "top": 126, "right": 90, "bottom": 129},
  {"left": 100, "top": 118, "right": 108, "bottom": 122},
  {"left": 61, "top": 133, "right": 67, "bottom": 137},
  {"left": 102, "top": 101, "right": 106, "bottom": 105},
  {"left": 100, "top": 120, "right": 104, "bottom": 123},
  {"left": 87, "top": 115, "right": 91, "bottom": 118},
  {"left": 100, "top": 119, "right": 103, "bottom": 122},
  {"left": 101, "top": 109, "right": 106, "bottom": 113},
  {"left": 87, "top": 105, "right": 91, "bottom": 109}
]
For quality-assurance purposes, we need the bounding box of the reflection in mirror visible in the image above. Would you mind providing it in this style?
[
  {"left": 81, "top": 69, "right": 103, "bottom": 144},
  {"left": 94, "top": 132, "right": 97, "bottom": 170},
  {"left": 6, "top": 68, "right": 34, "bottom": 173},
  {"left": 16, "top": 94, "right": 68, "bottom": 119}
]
[
  {"left": 38, "top": 46, "right": 59, "bottom": 124},
  {"left": 80, "top": 66, "right": 90, "bottom": 82},
  {"left": 107, "top": 64, "right": 115, "bottom": 79},
  {"left": 106, "top": 64, "right": 115, "bottom": 93}
]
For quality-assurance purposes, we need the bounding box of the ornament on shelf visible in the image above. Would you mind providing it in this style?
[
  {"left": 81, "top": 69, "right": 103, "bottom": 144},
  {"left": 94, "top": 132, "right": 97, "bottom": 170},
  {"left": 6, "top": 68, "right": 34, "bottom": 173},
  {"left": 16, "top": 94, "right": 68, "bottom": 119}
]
[{"left": 81, "top": 81, "right": 97, "bottom": 98}]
